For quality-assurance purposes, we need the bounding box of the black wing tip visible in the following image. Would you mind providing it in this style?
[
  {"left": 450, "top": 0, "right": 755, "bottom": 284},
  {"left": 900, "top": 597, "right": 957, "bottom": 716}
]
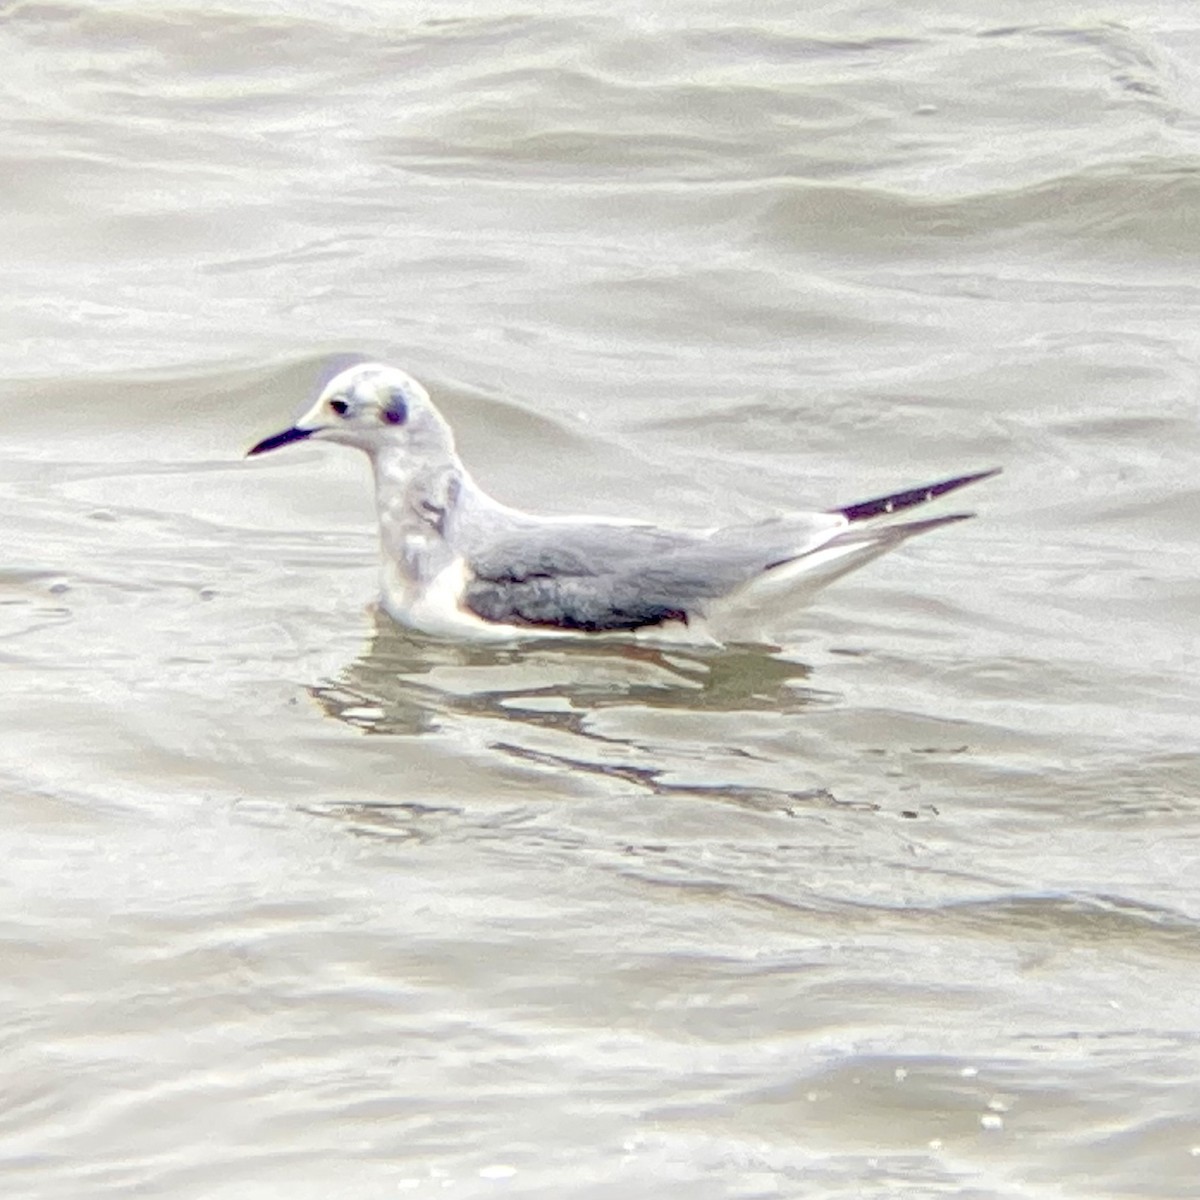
[
  {"left": 946, "top": 466, "right": 1003, "bottom": 490},
  {"left": 835, "top": 466, "right": 1002, "bottom": 524}
]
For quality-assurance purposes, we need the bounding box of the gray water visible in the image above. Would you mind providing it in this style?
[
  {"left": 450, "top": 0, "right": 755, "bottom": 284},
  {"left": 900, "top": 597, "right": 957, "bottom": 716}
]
[{"left": 2, "top": 2, "right": 1199, "bottom": 1197}]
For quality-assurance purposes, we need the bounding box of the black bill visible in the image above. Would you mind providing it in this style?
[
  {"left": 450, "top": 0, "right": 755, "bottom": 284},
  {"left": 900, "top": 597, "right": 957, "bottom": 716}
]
[{"left": 246, "top": 426, "right": 314, "bottom": 457}]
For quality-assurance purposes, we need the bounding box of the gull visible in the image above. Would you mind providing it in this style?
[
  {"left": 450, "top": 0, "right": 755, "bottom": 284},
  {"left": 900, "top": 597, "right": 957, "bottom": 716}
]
[{"left": 248, "top": 362, "right": 999, "bottom": 643}]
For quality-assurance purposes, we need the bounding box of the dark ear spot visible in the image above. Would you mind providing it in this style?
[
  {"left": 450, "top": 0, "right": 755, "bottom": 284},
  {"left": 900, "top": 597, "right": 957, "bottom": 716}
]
[{"left": 382, "top": 389, "right": 408, "bottom": 426}]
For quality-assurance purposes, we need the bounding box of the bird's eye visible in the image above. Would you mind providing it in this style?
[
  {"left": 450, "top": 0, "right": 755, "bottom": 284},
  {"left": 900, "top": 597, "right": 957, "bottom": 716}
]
[{"left": 329, "top": 399, "right": 349, "bottom": 416}]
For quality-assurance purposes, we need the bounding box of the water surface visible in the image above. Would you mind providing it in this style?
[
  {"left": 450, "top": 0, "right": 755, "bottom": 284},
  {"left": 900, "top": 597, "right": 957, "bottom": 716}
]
[{"left": 2, "top": 2, "right": 1199, "bottom": 1196}]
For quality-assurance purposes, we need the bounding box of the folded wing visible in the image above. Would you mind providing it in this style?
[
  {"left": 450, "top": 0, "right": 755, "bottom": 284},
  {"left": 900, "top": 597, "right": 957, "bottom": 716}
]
[
  {"left": 461, "top": 516, "right": 842, "bottom": 632},
  {"left": 460, "top": 469, "right": 999, "bottom": 633}
]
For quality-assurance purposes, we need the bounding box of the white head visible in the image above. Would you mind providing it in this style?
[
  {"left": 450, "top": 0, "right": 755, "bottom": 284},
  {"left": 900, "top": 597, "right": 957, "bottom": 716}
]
[{"left": 247, "top": 362, "right": 455, "bottom": 460}]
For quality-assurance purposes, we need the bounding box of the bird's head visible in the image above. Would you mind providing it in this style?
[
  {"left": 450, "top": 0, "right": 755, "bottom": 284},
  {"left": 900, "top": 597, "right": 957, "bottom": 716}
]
[{"left": 247, "top": 362, "right": 452, "bottom": 460}]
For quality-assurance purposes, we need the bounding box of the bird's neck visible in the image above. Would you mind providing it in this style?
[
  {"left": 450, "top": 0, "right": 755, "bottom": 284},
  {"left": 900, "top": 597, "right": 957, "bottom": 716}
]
[{"left": 368, "top": 445, "right": 492, "bottom": 589}]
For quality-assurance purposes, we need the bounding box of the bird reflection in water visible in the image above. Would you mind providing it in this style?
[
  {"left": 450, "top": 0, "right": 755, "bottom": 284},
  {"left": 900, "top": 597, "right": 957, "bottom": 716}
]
[
  {"left": 311, "top": 608, "right": 830, "bottom": 732},
  {"left": 305, "top": 610, "right": 870, "bottom": 838}
]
